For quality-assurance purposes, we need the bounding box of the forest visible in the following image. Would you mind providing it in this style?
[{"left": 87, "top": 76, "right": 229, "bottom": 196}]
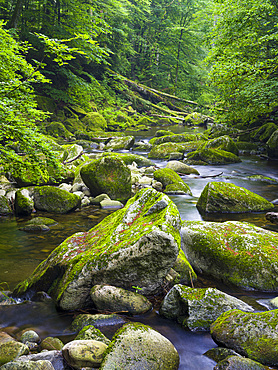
[{"left": 1, "top": 0, "right": 278, "bottom": 181}]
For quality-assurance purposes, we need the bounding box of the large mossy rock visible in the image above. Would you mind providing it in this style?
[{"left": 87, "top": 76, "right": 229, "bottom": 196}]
[
  {"left": 214, "top": 355, "right": 270, "bottom": 370},
  {"left": 197, "top": 182, "right": 274, "bottom": 213},
  {"left": 33, "top": 186, "right": 81, "bottom": 214},
  {"left": 181, "top": 220, "right": 278, "bottom": 291},
  {"left": 186, "top": 148, "right": 241, "bottom": 165},
  {"left": 148, "top": 142, "right": 186, "bottom": 159},
  {"left": 80, "top": 156, "right": 132, "bottom": 202},
  {"left": 81, "top": 112, "right": 107, "bottom": 130},
  {"left": 104, "top": 136, "right": 135, "bottom": 150},
  {"left": 100, "top": 323, "right": 180, "bottom": 370},
  {"left": 153, "top": 168, "right": 192, "bottom": 195},
  {"left": 98, "top": 152, "right": 154, "bottom": 167},
  {"left": 0, "top": 341, "right": 29, "bottom": 366},
  {"left": 14, "top": 188, "right": 184, "bottom": 310},
  {"left": 159, "top": 284, "right": 253, "bottom": 331},
  {"left": 267, "top": 129, "right": 278, "bottom": 158},
  {"left": 15, "top": 189, "right": 34, "bottom": 216},
  {"left": 149, "top": 133, "right": 200, "bottom": 146},
  {"left": 210, "top": 309, "right": 278, "bottom": 367},
  {"left": 204, "top": 135, "right": 239, "bottom": 155},
  {"left": 252, "top": 122, "right": 278, "bottom": 143}
]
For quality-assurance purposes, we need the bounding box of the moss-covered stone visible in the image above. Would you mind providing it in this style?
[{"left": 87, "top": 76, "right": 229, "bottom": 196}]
[
  {"left": 100, "top": 323, "right": 180, "bottom": 370},
  {"left": 44, "top": 121, "right": 71, "bottom": 139},
  {"left": 181, "top": 220, "right": 278, "bottom": 291},
  {"left": 0, "top": 195, "right": 13, "bottom": 215},
  {"left": 210, "top": 309, "right": 278, "bottom": 366},
  {"left": 98, "top": 152, "right": 154, "bottom": 167},
  {"left": 267, "top": 129, "right": 278, "bottom": 158},
  {"left": 14, "top": 188, "right": 185, "bottom": 310},
  {"left": 160, "top": 284, "right": 253, "bottom": 332},
  {"left": 15, "top": 189, "right": 34, "bottom": 216},
  {"left": 148, "top": 142, "right": 186, "bottom": 159},
  {"left": 71, "top": 314, "right": 126, "bottom": 332},
  {"left": 90, "top": 284, "right": 152, "bottom": 315},
  {"left": 104, "top": 136, "right": 135, "bottom": 151},
  {"left": 40, "top": 337, "right": 64, "bottom": 350},
  {"left": 252, "top": 122, "right": 278, "bottom": 143},
  {"left": 172, "top": 249, "right": 197, "bottom": 285},
  {"left": 80, "top": 156, "right": 132, "bottom": 202},
  {"left": 63, "top": 117, "right": 85, "bottom": 133},
  {"left": 0, "top": 341, "right": 29, "bottom": 366},
  {"left": 186, "top": 148, "right": 241, "bottom": 165},
  {"left": 62, "top": 339, "right": 107, "bottom": 368},
  {"left": 214, "top": 355, "right": 269, "bottom": 369},
  {"left": 204, "top": 135, "right": 239, "bottom": 155},
  {"left": 197, "top": 182, "right": 274, "bottom": 213},
  {"left": 149, "top": 133, "right": 200, "bottom": 146},
  {"left": 166, "top": 160, "right": 199, "bottom": 175},
  {"left": 154, "top": 129, "right": 174, "bottom": 137},
  {"left": 75, "top": 325, "right": 110, "bottom": 345},
  {"left": 154, "top": 168, "right": 192, "bottom": 195},
  {"left": 81, "top": 112, "right": 107, "bottom": 131},
  {"left": 33, "top": 186, "right": 81, "bottom": 214}
]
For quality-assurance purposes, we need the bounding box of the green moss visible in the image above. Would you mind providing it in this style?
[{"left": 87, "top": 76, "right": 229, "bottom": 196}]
[
  {"left": 252, "top": 122, "right": 278, "bottom": 143},
  {"left": 155, "top": 130, "right": 174, "bottom": 137},
  {"left": 44, "top": 121, "right": 71, "bottom": 139},
  {"left": 154, "top": 168, "right": 192, "bottom": 195},
  {"left": 186, "top": 148, "right": 241, "bottom": 164},
  {"left": 149, "top": 133, "right": 200, "bottom": 146},
  {"left": 173, "top": 249, "right": 197, "bottom": 284},
  {"left": 204, "top": 135, "right": 239, "bottom": 155},
  {"left": 81, "top": 112, "right": 107, "bottom": 130}
]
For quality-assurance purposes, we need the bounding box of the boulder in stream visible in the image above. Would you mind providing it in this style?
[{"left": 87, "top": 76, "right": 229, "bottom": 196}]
[
  {"left": 100, "top": 322, "right": 180, "bottom": 370},
  {"left": 181, "top": 220, "right": 278, "bottom": 291},
  {"left": 204, "top": 135, "right": 239, "bottom": 155},
  {"left": 104, "top": 135, "right": 135, "bottom": 150},
  {"left": 154, "top": 168, "right": 192, "bottom": 195},
  {"left": 210, "top": 309, "right": 278, "bottom": 367},
  {"left": 197, "top": 181, "right": 274, "bottom": 213},
  {"left": 0, "top": 195, "right": 13, "bottom": 215},
  {"left": 13, "top": 188, "right": 186, "bottom": 310},
  {"left": 267, "top": 129, "right": 278, "bottom": 158},
  {"left": 160, "top": 284, "right": 253, "bottom": 331},
  {"left": 14, "top": 189, "right": 34, "bottom": 216},
  {"left": 165, "top": 160, "right": 199, "bottom": 175},
  {"left": 186, "top": 148, "right": 241, "bottom": 165}
]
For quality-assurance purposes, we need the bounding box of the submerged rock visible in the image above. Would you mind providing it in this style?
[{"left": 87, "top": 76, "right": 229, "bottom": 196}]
[
  {"left": 90, "top": 284, "right": 152, "bottom": 315},
  {"left": 14, "top": 189, "right": 184, "bottom": 310},
  {"left": 100, "top": 322, "right": 179, "bottom": 370},
  {"left": 159, "top": 284, "right": 253, "bottom": 331},
  {"left": 210, "top": 309, "right": 278, "bottom": 366},
  {"left": 197, "top": 182, "right": 274, "bottom": 213},
  {"left": 181, "top": 220, "right": 278, "bottom": 291}
]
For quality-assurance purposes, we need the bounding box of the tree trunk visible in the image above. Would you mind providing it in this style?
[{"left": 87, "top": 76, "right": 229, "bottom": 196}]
[{"left": 8, "top": 0, "right": 24, "bottom": 29}]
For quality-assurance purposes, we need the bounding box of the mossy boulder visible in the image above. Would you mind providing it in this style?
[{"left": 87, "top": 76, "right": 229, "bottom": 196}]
[
  {"left": 40, "top": 337, "right": 64, "bottom": 351},
  {"left": 159, "top": 284, "right": 253, "bottom": 332},
  {"left": 165, "top": 160, "right": 199, "bottom": 175},
  {"left": 62, "top": 340, "right": 107, "bottom": 369},
  {"left": 98, "top": 152, "right": 154, "bottom": 167},
  {"left": 186, "top": 148, "right": 241, "bottom": 165},
  {"left": 214, "top": 355, "right": 270, "bottom": 369},
  {"left": 204, "top": 135, "right": 239, "bottom": 155},
  {"left": 80, "top": 156, "right": 132, "bottom": 202},
  {"left": 148, "top": 142, "right": 186, "bottom": 159},
  {"left": 0, "top": 341, "right": 29, "bottom": 366},
  {"left": 197, "top": 182, "right": 274, "bottom": 213},
  {"left": 62, "top": 144, "right": 83, "bottom": 164},
  {"left": 0, "top": 195, "right": 13, "bottom": 215},
  {"left": 44, "top": 121, "right": 71, "bottom": 139},
  {"left": 75, "top": 325, "right": 110, "bottom": 345},
  {"left": 81, "top": 112, "right": 107, "bottom": 130},
  {"left": 104, "top": 136, "right": 135, "bottom": 151},
  {"left": 154, "top": 129, "right": 174, "bottom": 137},
  {"left": 14, "top": 188, "right": 184, "bottom": 310},
  {"left": 90, "top": 284, "right": 152, "bottom": 315},
  {"left": 63, "top": 117, "right": 85, "bottom": 133},
  {"left": 132, "top": 140, "right": 152, "bottom": 151},
  {"left": 100, "top": 323, "right": 179, "bottom": 370},
  {"left": 154, "top": 168, "right": 192, "bottom": 195},
  {"left": 252, "top": 122, "right": 278, "bottom": 143},
  {"left": 33, "top": 186, "right": 81, "bottom": 214},
  {"left": 15, "top": 189, "right": 34, "bottom": 216},
  {"left": 266, "top": 129, "right": 278, "bottom": 158},
  {"left": 149, "top": 133, "right": 200, "bottom": 146},
  {"left": 0, "top": 360, "right": 54, "bottom": 369},
  {"left": 210, "top": 309, "right": 278, "bottom": 366},
  {"left": 181, "top": 220, "right": 278, "bottom": 291}
]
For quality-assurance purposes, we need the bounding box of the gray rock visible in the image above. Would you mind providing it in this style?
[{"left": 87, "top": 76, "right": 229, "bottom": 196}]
[
  {"left": 160, "top": 284, "right": 253, "bottom": 331},
  {"left": 0, "top": 360, "right": 55, "bottom": 369},
  {"left": 62, "top": 340, "right": 107, "bottom": 368},
  {"left": 20, "top": 330, "right": 40, "bottom": 344},
  {"left": 214, "top": 355, "right": 268, "bottom": 369},
  {"left": 104, "top": 136, "right": 135, "bottom": 150},
  {"left": 266, "top": 212, "right": 278, "bottom": 224},
  {"left": 100, "top": 322, "right": 179, "bottom": 369},
  {"left": 100, "top": 199, "right": 123, "bottom": 209},
  {"left": 90, "top": 285, "right": 152, "bottom": 315},
  {"left": 15, "top": 350, "right": 66, "bottom": 369}
]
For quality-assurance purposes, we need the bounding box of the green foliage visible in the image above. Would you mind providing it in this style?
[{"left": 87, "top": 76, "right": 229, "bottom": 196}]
[
  {"left": 0, "top": 22, "right": 62, "bottom": 183},
  {"left": 207, "top": 0, "right": 278, "bottom": 125}
]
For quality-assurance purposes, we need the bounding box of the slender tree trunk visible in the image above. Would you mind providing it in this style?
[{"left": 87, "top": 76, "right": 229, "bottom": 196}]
[{"left": 8, "top": 0, "right": 24, "bottom": 29}]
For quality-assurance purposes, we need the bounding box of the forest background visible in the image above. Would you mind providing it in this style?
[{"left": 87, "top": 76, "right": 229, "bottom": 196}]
[{"left": 0, "top": 0, "right": 278, "bottom": 182}]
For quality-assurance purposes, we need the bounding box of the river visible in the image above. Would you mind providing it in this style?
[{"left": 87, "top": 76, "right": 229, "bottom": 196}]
[{"left": 0, "top": 125, "right": 277, "bottom": 369}]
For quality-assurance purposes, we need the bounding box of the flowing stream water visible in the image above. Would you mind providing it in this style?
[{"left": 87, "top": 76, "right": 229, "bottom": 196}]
[{"left": 0, "top": 125, "right": 278, "bottom": 369}]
